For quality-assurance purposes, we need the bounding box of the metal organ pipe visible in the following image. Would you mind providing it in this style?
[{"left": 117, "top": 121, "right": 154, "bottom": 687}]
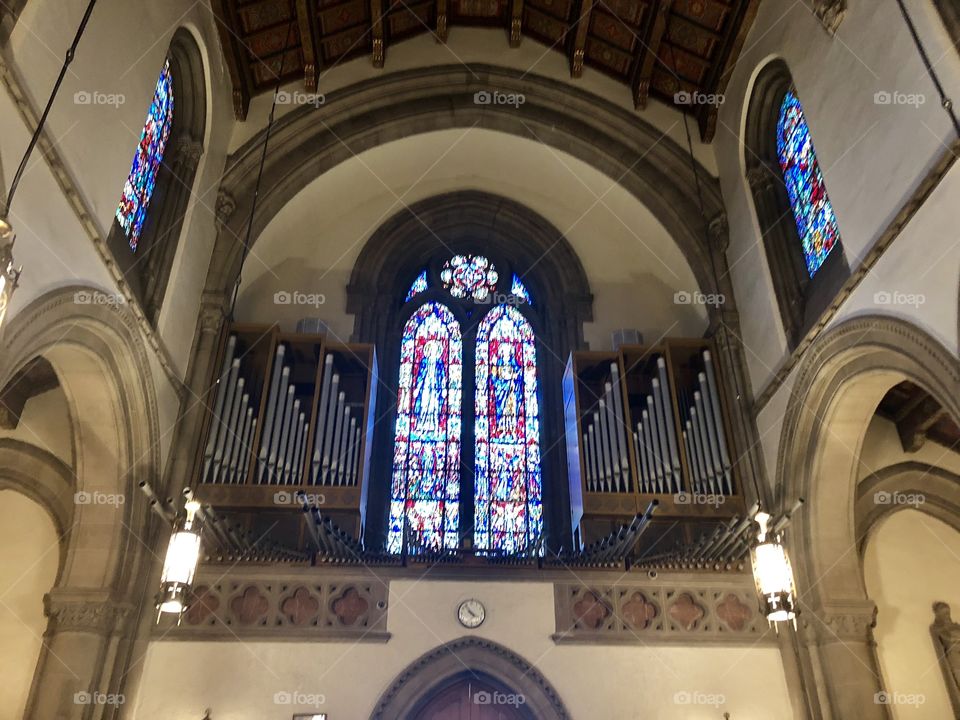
[
  {"left": 311, "top": 355, "right": 334, "bottom": 483},
  {"left": 702, "top": 351, "right": 733, "bottom": 495},
  {"left": 203, "top": 336, "right": 237, "bottom": 483},
  {"left": 608, "top": 366, "right": 631, "bottom": 491},
  {"left": 257, "top": 345, "right": 287, "bottom": 483}
]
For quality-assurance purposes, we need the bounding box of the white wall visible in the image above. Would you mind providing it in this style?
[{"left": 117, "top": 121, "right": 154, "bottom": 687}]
[
  {"left": 0, "top": 489, "right": 60, "bottom": 720},
  {"left": 236, "top": 128, "right": 710, "bottom": 351},
  {"left": 0, "top": 385, "right": 72, "bottom": 467},
  {"left": 133, "top": 579, "right": 793, "bottom": 719},
  {"left": 864, "top": 510, "right": 960, "bottom": 719},
  {"left": 714, "top": 0, "right": 960, "bottom": 393},
  {"left": 858, "top": 415, "right": 960, "bottom": 482}
]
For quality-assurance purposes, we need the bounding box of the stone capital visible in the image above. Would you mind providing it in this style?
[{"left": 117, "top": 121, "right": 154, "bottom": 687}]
[
  {"left": 199, "top": 291, "right": 229, "bottom": 335},
  {"left": 745, "top": 162, "right": 778, "bottom": 194},
  {"left": 44, "top": 589, "right": 134, "bottom": 636},
  {"left": 708, "top": 211, "right": 729, "bottom": 254},
  {"left": 806, "top": 600, "right": 878, "bottom": 645}
]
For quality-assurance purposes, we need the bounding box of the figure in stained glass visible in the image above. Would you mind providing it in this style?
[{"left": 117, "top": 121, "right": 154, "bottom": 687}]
[
  {"left": 116, "top": 60, "right": 174, "bottom": 250},
  {"left": 776, "top": 89, "right": 841, "bottom": 277},
  {"left": 388, "top": 302, "right": 462, "bottom": 553}
]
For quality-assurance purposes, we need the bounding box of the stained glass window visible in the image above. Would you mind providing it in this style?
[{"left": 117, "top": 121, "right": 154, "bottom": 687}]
[
  {"left": 510, "top": 274, "right": 532, "bottom": 305},
  {"left": 388, "top": 302, "right": 463, "bottom": 553},
  {"left": 440, "top": 255, "right": 498, "bottom": 301},
  {"left": 776, "top": 89, "right": 841, "bottom": 277},
  {"left": 405, "top": 270, "right": 428, "bottom": 302},
  {"left": 117, "top": 60, "right": 174, "bottom": 251},
  {"left": 474, "top": 305, "right": 541, "bottom": 552}
]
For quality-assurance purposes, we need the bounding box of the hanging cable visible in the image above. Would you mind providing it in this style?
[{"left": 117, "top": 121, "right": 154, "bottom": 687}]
[
  {"left": 2, "top": 0, "right": 98, "bottom": 218},
  {"left": 229, "top": 17, "right": 298, "bottom": 319},
  {"left": 894, "top": 0, "right": 959, "bottom": 138}
]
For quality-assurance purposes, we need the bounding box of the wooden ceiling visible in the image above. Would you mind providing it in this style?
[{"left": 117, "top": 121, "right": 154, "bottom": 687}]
[
  {"left": 877, "top": 380, "right": 960, "bottom": 454},
  {"left": 211, "top": 0, "right": 762, "bottom": 140}
]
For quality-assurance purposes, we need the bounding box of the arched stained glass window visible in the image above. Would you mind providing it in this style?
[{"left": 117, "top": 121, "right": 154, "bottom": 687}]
[
  {"left": 405, "top": 269, "right": 428, "bottom": 302},
  {"left": 776, "top": 90, "right": 840, "bottom": 277},
  {"left": 510, "top": 274, "right": 532, "bottom": 305},
  {"left": 388, "top": 302, "right": 463, "bottom": 553},
  {"left": 474, "top": 305, "right": 541, "bottom": 552},
  {"left": 117, "top": 60, "right": 174, "bottom": 251}
]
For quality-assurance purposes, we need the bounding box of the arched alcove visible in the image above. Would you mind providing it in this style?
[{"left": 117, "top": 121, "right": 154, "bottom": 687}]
[
  {"left": 776, "top": 314, "right": 960, "bottom": 718},
  {"left": 370, "top": 637, "right": 570, "bottom": 720}
]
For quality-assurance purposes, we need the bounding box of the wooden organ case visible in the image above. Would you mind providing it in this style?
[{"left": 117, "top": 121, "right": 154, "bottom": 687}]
[
  {"left": 192, "top": 324, "right": 377, "bottom": 554},
  {"left": 564, "top": 338, "right": 746, "bottom": 551}
]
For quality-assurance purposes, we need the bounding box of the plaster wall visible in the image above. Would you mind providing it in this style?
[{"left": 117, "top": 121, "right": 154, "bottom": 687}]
[
  {"left": 0, "top": 385, "right": 72, "bottom": 467},
  {"left": 864, "top": 510, "right": 960, "bottom": 719},
  {"left": 0, "top": 489, "right": 59, "bottom": 720},
  {"left": 714, "top": 0, "right": 960, "bottom": 392},
  {"left": 235, "top": 128, "right": 711, "bottom": 351},
  {"left": 133, "top": 578, "right": 793, "bottom": 719}
]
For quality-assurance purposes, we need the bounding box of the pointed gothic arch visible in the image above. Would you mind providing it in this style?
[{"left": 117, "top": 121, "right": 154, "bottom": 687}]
[
  {"left": 106, "top": 27, "right": 208, "bottom": 327},
  {"left": 744, "top": 59, "right": 850, "bottom": 349},
  {"left": 370, "top": 636, "right": 570, "bottom": 720}
]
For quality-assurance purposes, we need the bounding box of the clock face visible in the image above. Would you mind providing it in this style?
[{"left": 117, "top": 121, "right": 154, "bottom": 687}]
[{"left": 458, "top": 599, "right": 485, "bottom": 628}]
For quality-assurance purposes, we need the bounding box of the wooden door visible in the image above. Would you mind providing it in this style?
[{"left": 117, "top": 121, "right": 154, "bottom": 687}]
[{"left": 413, "top": 679, "right": 528, "bottom": 720}]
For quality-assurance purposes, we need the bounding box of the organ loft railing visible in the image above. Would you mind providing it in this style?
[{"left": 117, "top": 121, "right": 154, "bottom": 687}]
[
  {"left": 191, "top": 324, "right": 747, "bottom": 564},
  {"left": 564, "top": 339, "right": 747, "bottom": 548}
]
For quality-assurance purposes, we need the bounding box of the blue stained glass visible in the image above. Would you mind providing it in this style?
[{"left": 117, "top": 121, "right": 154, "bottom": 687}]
[
  {"left": 510, "top": 274, "right": 532, "bottom": 305},
  {"left": 388, "top": 302, "right": 463, "bottom": 553},
  {"left": 405, "top": 270, "right": 428, "bottom": 302},
  {"left": 776, "top": 90, "right": 841, "bottom": 277},
  {"left": 474, "top": 305, "right": 542, "bottom": 552},
  {"left": 117, "top": 60, "right": 174, "bottom": 251}
]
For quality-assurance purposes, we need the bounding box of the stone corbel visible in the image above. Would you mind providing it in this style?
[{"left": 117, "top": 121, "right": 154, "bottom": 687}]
[
  {"left": 215, "top": 189, "right": 237, "bottom": 234},
  {"left": 813, "top": 0, "right": 846, "bottom": 36}
]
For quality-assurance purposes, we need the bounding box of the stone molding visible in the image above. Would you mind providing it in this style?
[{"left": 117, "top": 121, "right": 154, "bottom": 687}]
[
  {"left": 813, "top": 0, "right": 846, "bottom": 35},
  {"left": 553, "top": 576, "right": 776, "bottom": 645},
  {"left": 45, "top": 590, "right": 134, "bottom": 636},
  {"left": 371, "top": 636, "right": 571, "bottom": 720},
  {"left": 155, "top": 572, "right": 390, "bottom": 640}
]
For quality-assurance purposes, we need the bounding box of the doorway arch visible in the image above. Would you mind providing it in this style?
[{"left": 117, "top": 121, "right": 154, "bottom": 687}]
[{"left": 371, "top": 637, "right": 570, "bottom": 720}]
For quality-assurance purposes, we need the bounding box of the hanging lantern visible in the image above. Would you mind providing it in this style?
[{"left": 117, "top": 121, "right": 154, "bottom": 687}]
[
  {"left": 750, "top": 511, "right": 797, "bottom": 625},
  {"left": 0, "top": 219, "right": 21, "bottom": 331},
  {"left": 156, "top": 499, "right": 202, "bottom": 615}
]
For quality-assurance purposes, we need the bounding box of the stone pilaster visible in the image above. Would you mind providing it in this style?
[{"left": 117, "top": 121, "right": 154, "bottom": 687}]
[{"left": 25, "top": 589, "right": 135, "bottom": 719}]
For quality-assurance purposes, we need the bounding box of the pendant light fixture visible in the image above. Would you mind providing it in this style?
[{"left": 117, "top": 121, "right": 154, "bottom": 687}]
[
  {"left": 0, "top": 0, "right": 99, "bottom": 331},
  {"left": 155, "top": 498, "right": 202, "bottom": 616},
  {"left": 750, "top": 511, "right": 798, "bottom": 625}
]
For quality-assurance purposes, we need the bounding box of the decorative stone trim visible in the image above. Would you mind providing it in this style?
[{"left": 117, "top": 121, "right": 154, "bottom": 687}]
[
  {"left": 553, "top": 577, "right": 776, "bottom": 644},
  {"left": 802, "top": 601, "right": 878, "bottom": 646},
  {"left": 155, "top": 572, "right": 389, "bottom": 640},
  {"left": 371, "top": 636, "right": 571, "bottom": 720},
  {"left": 45, "top": 590, "right": 134, "bottom": 635},
  {"left": 813, "top": 0, "right": 846, "bottom": 35}
]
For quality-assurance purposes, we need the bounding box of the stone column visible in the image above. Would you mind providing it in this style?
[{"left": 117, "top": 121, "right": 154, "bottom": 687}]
[
  {"left": 800, "top": 601, "right": 887, "bottom": 719},
  {"left": 25, "top": 589, "right": 133, "bottom": 719}
]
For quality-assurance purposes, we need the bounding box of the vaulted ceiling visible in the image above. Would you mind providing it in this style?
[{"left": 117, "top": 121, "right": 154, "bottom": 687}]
[{"left": 211, "top": 0, "right": 762, "bottom": 140}]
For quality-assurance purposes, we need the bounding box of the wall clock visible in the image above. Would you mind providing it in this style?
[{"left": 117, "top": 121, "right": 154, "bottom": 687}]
[{"left": 457, "top": 598, "right": 485, "bottom": 629}]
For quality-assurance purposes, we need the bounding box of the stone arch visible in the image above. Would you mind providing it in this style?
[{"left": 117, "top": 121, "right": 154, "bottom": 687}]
[
  {"left": 775, "top": 314, "right": 960, "bottom": 718},
  {"left": 350, "top": 190, "right": 592, "bottom": 550},
  {"left": 370, "top": 636, "right": 570, "bottom": 720},
  {"left": 0, "top": 285, "right": 162, "bottom": 718},
  {"left": 0, "top": 439, "right": 75, "bottom": 569},
  {"left": 743, "top": 57, "right": 850, "bottom": 349},
  {"left": 856, "top": 462, "right": 960, "bottom": 549},
  {"left": 210, "top": 64, "right": 730, "bottom": 309},
  {"left": 106, "top": 26, "right": 208, "bottom": 326}
]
